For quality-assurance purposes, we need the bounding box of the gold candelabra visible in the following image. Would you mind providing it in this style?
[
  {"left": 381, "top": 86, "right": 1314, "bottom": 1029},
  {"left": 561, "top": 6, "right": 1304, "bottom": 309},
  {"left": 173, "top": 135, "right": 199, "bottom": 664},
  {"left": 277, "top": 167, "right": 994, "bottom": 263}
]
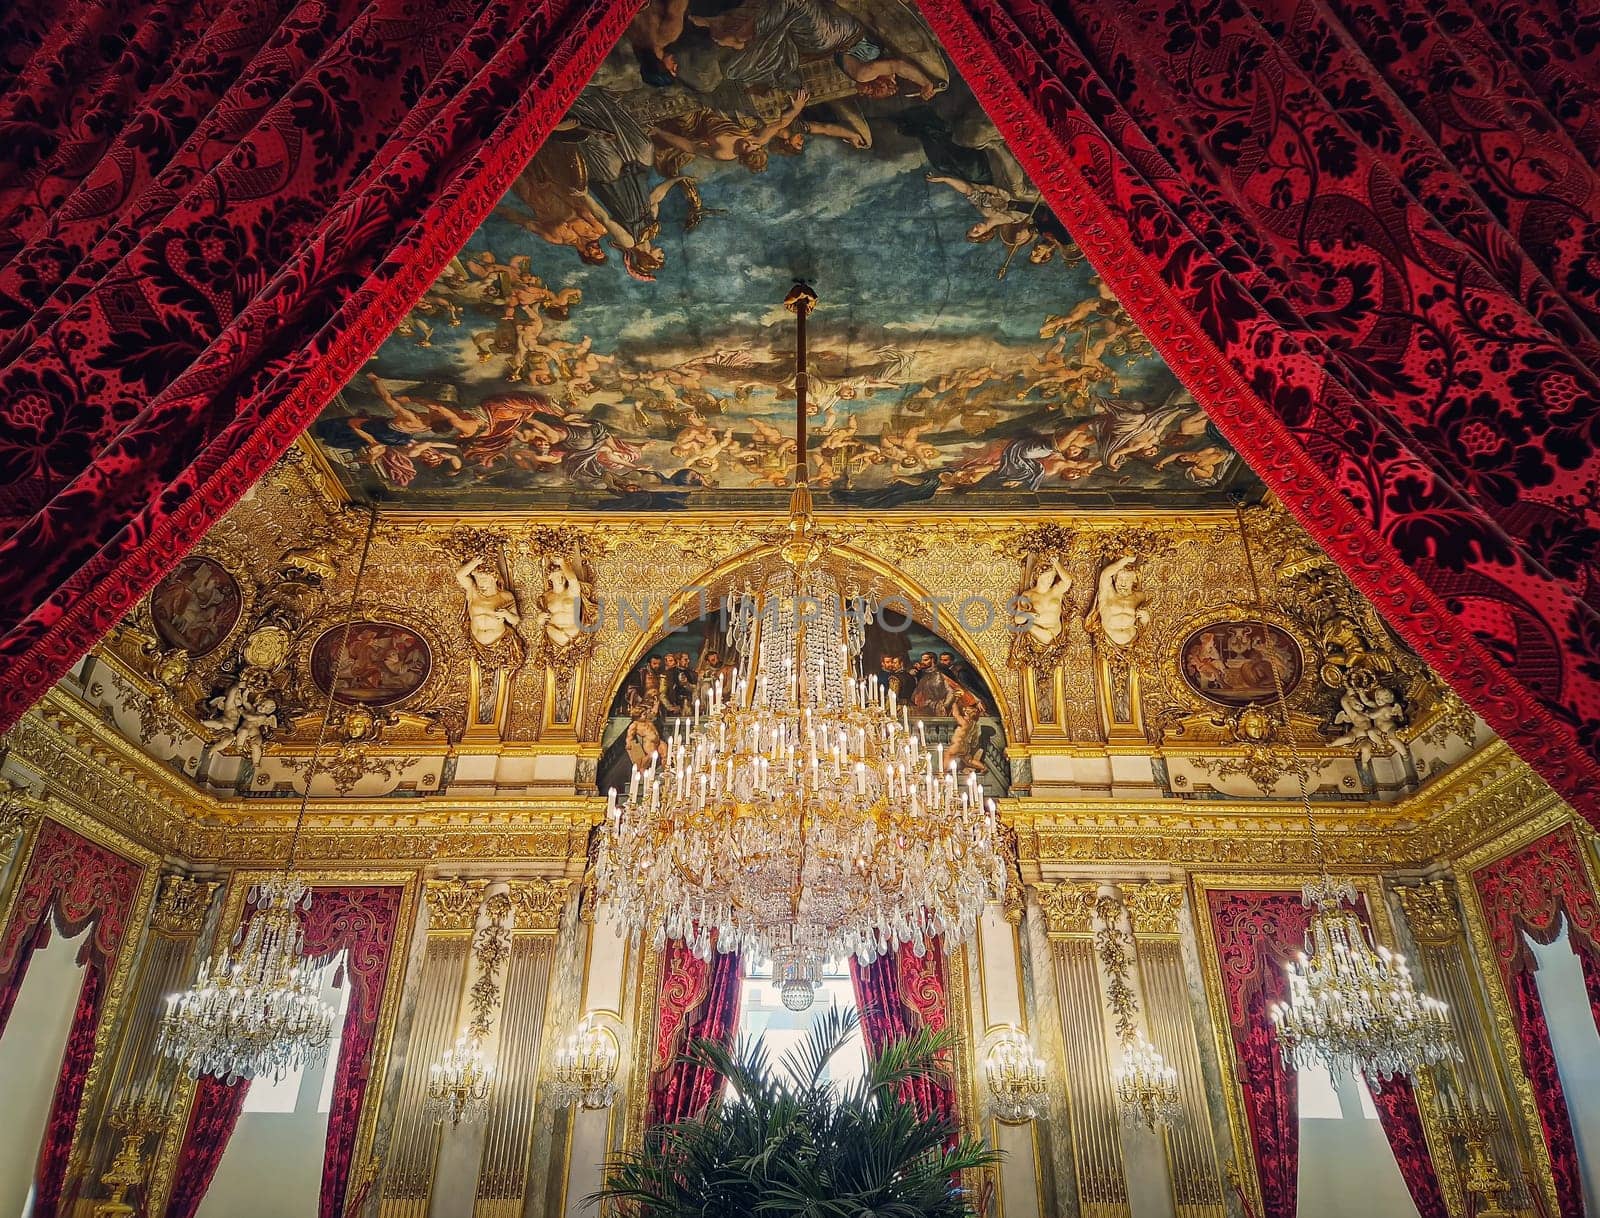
[
  {"left": 91, "top": 1091, "right": 167, "bottom": 1218},
  {"left": 1437, "top": 1081, "right": 1515, "bottom": 1218}
]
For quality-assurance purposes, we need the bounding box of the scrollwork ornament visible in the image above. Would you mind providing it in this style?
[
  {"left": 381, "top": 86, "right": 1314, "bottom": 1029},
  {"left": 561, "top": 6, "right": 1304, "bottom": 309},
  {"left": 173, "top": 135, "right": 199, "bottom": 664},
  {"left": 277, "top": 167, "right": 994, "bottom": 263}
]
[
  {"left": 0, "top": 778, "right": 43, "bottom": 849},
  {"left": 507, "top": 878, "right": 570, "bottom": 930},
  {"left": 1033, "top": 880, "right": 1097, "bottom": 934},
  {"left": 150, "top": 874, "right": 217, "bottom": 936},
  {"left": 1394, "top": 880, "right": 1462, "bottom": 949},
  {"left": 426, "top": 879, "right": 484, "bottom": 931}
]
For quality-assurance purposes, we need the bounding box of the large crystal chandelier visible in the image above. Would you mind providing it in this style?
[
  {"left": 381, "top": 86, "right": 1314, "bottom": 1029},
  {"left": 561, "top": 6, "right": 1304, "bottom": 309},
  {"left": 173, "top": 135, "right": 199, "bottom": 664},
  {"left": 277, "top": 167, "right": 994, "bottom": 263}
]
[
  {"left": 159, "top": 512, "right": 380, "bottom": 1083},
  {"left": 1229, "top": 501, "right": 1458, "bottom": 1083},
  {"left": 1270, "top": 877, "right": 1457, "bottom": 1081},
  {"left": 598, "top": 282, "right": 1006, "bottom": 1009}
]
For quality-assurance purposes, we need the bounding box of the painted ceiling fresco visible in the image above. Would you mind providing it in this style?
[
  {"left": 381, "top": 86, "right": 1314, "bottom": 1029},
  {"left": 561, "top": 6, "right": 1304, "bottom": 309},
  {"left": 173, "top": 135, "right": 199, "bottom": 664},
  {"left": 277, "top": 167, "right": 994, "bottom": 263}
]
[{"left": 310, "top": 0, "right": 1248, "bottom": 513}]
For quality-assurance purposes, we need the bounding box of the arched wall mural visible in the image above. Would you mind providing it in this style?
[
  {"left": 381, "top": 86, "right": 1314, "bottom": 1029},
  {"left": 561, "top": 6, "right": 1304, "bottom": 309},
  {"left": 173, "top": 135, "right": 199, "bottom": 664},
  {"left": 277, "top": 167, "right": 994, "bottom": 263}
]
[{"left": 595, "top": 593, "right": 1011, "bottom": 801}]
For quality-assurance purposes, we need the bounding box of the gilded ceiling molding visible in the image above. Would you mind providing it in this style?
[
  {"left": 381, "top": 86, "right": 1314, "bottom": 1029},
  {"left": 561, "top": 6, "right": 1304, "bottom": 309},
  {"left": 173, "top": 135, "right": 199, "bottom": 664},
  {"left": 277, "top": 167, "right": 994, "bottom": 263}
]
[{"left": 0, "top": 776, "right": 46, "bottom": 849}]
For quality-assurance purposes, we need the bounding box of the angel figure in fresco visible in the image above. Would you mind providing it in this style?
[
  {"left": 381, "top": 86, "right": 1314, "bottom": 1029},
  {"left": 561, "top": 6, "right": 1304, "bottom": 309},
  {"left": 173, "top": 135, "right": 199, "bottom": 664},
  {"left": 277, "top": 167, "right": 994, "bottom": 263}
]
[
  {"left": 1157, "top": 443, "right": 1233, "bottom": 484},
  {"left": 877, "top": 421, "right": 941, "bottom": 471},
  {"left": 366, "top": 374, "right": 487, "bottom": 439},
  {"left": 1020, "top": 328, "right": 1119, "bottom": 405},
  {"left": 650, "top": 89, "right": 812, "bottom": 175},
  {"left": 1096, "top": 398, "right": 1208, "bottom": 472},
  {"left": 502, "top": 141, "right": 611, "bottom": 266},
  {"left": 1014, "top": 554, "right": 1071, "bottom": 648},
  {"left": 687, "top": 0, "right": 942, "bottom": 100},
  {"left": 925, "top": 172, "right": 1036, "bottom": 241},
  {"left": 335, "top": 415, "right": 463, "bottom": 487},
  {"left": 946, "top": 693, "right": 988, "bottom": 776},
  {"left": 628, "top": 0, "right": 689, "bottom": 86},
  {"left": 624, "top": 697, "right": 669, "bottom": 772},
  {"left": 470, "top": 272, "right": 583, "bottom": 383}
]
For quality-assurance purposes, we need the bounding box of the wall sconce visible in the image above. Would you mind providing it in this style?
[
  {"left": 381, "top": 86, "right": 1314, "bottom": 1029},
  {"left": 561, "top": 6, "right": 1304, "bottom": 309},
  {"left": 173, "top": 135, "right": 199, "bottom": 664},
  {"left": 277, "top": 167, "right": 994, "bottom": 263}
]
[
  {"left": 551, "top": 1012, "right": 623, "bottom": 1110},
  {"left": 981, "top": 1025, "right": 1048, "bottom": 1123}
]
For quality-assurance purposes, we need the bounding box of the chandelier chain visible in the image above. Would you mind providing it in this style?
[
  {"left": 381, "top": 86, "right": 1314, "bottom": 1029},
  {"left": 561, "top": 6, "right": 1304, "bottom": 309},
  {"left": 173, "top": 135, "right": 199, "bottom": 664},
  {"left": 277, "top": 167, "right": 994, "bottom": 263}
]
[
  {"left": 1232, "top": 497, "right": 1325, "bottom": 875},
  {"left": 287, "top": 505, "right": 379, "bottom": 872}
]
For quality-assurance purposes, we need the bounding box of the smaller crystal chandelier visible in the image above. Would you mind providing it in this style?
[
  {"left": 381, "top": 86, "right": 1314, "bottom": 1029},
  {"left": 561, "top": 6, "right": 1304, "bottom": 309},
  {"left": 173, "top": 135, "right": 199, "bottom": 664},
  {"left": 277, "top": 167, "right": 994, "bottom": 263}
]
[
  {"left": 1270, "top": 877, "right": 1458, "bottom": 1081},
  {"left": 982, "top": 1026, "right": 1048, "bottom": 1123},
  {"left": 551, "top": 1013, "right": 623, "bottom": 1110},
  {"left": 158, "top": 512, "right": 380, "bottom": 1084},
  {"left": 426, "top": 1032, "right": 494, "bottom": 1126},
  {"left": 1230, "top": 500, "right": 1458, "bottom": 1084},
  {"left": 156, "top": 875, "right": 334, "bottom": 1083},
  {"left": 1115, "top": 1035, "right": 1181, "bottom": 1131}
]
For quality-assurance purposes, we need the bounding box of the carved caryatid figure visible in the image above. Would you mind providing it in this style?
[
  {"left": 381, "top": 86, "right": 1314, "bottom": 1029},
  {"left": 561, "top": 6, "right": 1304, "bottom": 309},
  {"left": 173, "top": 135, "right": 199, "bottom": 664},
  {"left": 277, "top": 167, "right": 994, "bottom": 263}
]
[
  {"left": 1015, "top": 554, "right": 1071, "bottom": 647},
  {"left": 456, "top": 556, "right": 524, "bottom": 669},
  {"left": 1086, "top": 554, "right": 1151, "bottom": 649},
  {"left": 537, "top": 553, "right": 593, "bottom": 653}
]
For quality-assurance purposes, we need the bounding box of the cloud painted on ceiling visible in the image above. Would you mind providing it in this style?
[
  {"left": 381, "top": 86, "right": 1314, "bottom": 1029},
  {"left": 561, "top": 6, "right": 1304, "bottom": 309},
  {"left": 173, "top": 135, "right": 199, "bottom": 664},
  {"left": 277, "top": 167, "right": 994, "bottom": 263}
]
[{"left": 310, "top": 0, "right": 1245, "bottom": 512}]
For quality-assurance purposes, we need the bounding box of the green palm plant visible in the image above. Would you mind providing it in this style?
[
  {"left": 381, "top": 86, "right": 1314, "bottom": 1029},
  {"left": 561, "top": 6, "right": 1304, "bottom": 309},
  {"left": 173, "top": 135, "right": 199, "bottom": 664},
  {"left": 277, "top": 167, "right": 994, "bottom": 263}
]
[{"left": 592, "top": 1006, "right": 999, "bottom": 1218}]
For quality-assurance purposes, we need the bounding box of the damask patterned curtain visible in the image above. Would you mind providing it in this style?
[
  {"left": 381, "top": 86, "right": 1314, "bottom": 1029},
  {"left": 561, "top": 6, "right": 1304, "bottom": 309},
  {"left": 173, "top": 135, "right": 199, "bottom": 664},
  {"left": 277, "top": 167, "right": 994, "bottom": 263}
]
[
  {"left": 0, "top": 0, "right": 633, "bottom": 731},
  {"left": 0, "top": 818, "right": 147, "bottom": 1218},
  {"left": 646, "top": 939, "right": 743, "bottom": 1127},
  {"left": 165, "top": 883, "right": 404, "bottom": 1218},
  {"left": 1204, "top": 888, "right": 1448, "bottom": 1218},
  {"left": 922, "top": 0, "right": 1600, "bottom": 818},
  {"left": 1472, "top": 827, "right": 1600, "bottom": 1218},
  {"left": 849, "top": 938, "right": 955, "bottom": 1123}
]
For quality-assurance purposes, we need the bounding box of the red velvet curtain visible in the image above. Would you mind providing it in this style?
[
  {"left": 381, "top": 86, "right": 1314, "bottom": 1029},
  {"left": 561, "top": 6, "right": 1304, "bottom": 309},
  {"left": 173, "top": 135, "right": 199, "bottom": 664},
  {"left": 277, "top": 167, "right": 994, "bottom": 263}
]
[
  {"left": 924, "top": 0, "right": 1600, "bottom": 819},
  {"left": 1206, "top": 888, "right": 1450, "bottom": 1218},
  {"left": 0, "top": 818, "right": 146, "bottom": 1218},
  {"left": 1366, "top": 1080, "right": 1448, "bottom": 1218},
  {"left": 0, "top": 0, "right": 635, "bottom": 731},
  {"left": 1473, "top": 826, "right": 1600, "bottom": 1218},
  {"left": 165, "top": 882, "right": 404, "bottom": 1218},
  {"left": 646, "top": 941, "right": 742, "bottom": 1126},
  {"left": 849, "top": 939, "right": 954, "bottom": 1124}
]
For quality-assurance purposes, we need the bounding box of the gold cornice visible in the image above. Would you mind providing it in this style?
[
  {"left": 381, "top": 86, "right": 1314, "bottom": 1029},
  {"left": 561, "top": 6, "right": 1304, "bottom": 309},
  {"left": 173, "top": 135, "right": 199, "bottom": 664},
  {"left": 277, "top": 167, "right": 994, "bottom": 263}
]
[{"left": 7, "top": 679, "right": 1570, "bottom": 872}]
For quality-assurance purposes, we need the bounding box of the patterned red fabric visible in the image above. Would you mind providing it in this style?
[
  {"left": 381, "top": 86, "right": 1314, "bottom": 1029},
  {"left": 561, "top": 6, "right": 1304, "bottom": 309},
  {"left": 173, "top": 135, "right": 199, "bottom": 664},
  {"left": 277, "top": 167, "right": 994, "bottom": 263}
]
[
  {"left": 647, "top": 941, "right": 742, "bottom": 1126},
  {"left": 1473, "top": 827, "right": 1600, "bottom": 1218},
  {"left": 849, "top": 939, "right": 954, "bottom": 1123},
  {"left": 0, "top": 818, "right": 145, "bottom": 1218},
  {"left": 924, "top": 0, "right": 1600, "bottom": 817},
  {"left": 1366, "top": 1079, "right": 1448, "bottom": 1218},
  {"left": 0, "top": 0, "right": 636, "bottom": 732},
  {"left": 33, "top": 962, "right": 106, "bottom": 1218},
  {"left": 165, "top": 882, "right": 404, "bottom": 1218},
  {"left": 1507, "top": 966, "right": 1584, "bottom": 1218},
  {"left": 1205, "top": 890, "right": 1307, "bottom": 1218}
]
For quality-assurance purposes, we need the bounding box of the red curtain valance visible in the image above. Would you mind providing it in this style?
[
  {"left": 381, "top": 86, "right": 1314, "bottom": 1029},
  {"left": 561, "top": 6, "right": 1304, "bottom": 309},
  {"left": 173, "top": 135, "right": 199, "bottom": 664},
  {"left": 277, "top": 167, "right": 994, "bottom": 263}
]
[
  {"left": 923, "top": 0, "right": 1600, "bottom": 816},
  {"left": 0, "top": 0, "right": 633, "bottom": 727}
]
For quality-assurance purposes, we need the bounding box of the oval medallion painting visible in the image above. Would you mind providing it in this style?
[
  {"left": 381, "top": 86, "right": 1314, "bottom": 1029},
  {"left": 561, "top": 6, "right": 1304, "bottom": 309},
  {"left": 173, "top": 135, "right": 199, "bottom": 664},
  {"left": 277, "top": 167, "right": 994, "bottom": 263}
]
[
  {"left": 310, "top": 622, "right": 431, "bottom": 707},
  {"left": 150, "top": 556, "right": 242, "bottom": 657},
  {"left": 1178, "top": 621, "right": 1303, "bottom": 707}
]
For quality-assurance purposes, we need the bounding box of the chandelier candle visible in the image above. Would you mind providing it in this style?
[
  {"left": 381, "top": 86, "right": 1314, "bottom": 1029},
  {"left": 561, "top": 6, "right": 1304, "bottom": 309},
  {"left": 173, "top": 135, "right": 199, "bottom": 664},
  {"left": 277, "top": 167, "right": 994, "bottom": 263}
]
[{"left": 597, "top": 283, "right": 1006, "bottom": 1008}]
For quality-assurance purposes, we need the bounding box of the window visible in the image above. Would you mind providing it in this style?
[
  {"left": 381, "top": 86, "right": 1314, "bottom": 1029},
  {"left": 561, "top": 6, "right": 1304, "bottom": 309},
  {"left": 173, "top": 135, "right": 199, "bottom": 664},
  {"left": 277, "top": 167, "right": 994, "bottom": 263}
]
[
  {"left": 731, "top": 959, "right": 868, "bottom": 1093},
  {"left": 240, "top": 952, "right": 351, "bottom": 1116},
  {"left": 1296, "top": 1065, "right": 1381, "bottom": 1120}
]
